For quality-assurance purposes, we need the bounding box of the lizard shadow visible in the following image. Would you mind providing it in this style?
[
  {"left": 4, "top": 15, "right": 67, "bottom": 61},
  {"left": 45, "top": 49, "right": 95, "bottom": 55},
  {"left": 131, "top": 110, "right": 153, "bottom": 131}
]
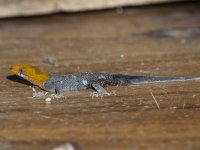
[{"left": 7, "top": 75, "right": 32, "bottom": 86}]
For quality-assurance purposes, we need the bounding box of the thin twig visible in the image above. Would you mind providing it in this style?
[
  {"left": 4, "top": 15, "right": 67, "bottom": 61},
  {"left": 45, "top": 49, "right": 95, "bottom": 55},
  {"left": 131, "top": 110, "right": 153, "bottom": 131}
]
[{"left": 149, "top": 90, "right": 160, "bottom": 110}]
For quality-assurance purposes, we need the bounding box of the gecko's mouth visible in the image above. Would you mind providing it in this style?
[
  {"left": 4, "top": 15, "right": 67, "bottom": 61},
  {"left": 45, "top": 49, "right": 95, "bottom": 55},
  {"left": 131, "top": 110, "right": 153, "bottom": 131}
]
[{"left": 17, "top": 73, "right": 28, "bottom": 79}]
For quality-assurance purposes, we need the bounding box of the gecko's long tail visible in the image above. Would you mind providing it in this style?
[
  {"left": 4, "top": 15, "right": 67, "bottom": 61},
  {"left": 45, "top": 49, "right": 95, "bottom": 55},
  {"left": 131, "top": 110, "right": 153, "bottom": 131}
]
[{"left": 111, "top": 74, "right": 200, "bottom": 85}]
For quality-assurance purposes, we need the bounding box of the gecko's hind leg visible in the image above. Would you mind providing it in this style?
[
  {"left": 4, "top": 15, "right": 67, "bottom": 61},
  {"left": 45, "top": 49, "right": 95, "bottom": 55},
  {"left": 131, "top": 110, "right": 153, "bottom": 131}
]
[{"left": 90, "top": 83, "right": 112, "bottom": 98}]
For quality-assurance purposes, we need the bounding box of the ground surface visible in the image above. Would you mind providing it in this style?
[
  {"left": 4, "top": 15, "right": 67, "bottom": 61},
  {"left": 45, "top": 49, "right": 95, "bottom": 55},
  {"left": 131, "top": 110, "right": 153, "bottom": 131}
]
[{"left": 0, "top": 2, "right": 200, "bottom": 150}]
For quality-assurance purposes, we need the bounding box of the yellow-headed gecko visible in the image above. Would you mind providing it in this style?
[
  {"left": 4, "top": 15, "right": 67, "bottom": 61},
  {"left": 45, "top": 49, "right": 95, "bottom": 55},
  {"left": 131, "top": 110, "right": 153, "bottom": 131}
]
[{"left": 11, "top": 64, "right": 200, "bottom": 99}]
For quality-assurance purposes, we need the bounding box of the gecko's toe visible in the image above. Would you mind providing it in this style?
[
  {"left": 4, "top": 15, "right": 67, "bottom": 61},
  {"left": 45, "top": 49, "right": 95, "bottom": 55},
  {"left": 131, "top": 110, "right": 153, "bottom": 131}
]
[
  {"left": 50, "top": 94, "right": 64, "bottom": 99},
  {"left": 90, "top": 92, "right": 99, "bottom": 98},
  {"left": 90, "top": 91, "right": 114, "bottom": 98}
]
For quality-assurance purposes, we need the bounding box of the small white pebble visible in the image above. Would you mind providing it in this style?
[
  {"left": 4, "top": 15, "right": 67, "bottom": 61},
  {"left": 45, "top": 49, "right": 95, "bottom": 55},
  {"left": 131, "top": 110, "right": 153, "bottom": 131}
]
[
  {"left": 45, "top": 97, "right": 52, "bottom": 102},
  {"left": 120, "top": 54, "right": 124, "bottom": 58},
  {"left": 53, "top": 143, "right": 77, "bottom": 150},
  {"left": 170, "top": 106, "right": 177, "bottom": 110},
  {"left": 66, "top": 143, "right": 75, "bottom": 150}
]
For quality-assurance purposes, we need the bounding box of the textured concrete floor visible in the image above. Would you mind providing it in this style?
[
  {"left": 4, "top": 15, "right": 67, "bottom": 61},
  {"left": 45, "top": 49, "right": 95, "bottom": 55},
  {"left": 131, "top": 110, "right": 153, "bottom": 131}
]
[{"left": 0, "top": 2, "right": 200, "bottom": 150}]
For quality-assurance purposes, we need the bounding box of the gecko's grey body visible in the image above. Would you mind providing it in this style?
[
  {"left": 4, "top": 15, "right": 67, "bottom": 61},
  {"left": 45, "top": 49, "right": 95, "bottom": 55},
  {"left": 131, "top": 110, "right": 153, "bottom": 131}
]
[{"left": 43, "top": 73, "right": 200, "bottom": 95}]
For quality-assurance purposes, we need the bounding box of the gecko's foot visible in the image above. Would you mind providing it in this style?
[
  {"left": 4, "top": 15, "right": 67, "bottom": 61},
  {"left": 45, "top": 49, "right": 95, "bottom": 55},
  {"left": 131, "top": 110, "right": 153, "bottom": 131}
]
[
  {"left": 90, "top": 91, "right": 114, "bottom": 98},
  {"left": 31, "top": 87, "right": 48, "bottom": 98},
  {"left": 33, "top": 92, "right": 48, "bottom": 98},
  {"left": 50, "top": 94, "right": 64, "bottom": 99}
]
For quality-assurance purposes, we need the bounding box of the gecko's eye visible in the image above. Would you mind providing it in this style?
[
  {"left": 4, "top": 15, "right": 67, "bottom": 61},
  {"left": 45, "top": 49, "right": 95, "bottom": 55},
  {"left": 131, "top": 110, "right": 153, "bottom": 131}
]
[{"left": 19, "top": 68, "right": 24, "bottom": 74}]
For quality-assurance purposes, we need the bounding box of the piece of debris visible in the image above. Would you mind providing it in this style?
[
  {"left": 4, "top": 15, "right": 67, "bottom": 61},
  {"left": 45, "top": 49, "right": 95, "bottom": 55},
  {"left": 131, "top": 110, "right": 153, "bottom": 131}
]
[
  {"left": 52, "top": 143, "right": 82, "bottom": 150},
  {"left": 43, "top": 57, "right": 59, "bottom": 66},
  {"left": 145, "top": 27, "right": 200, "bottom": 38},
  {"left": 149, "top": 90, "right": 160, "bottom": 110},
  {"left": 45, "top": 97, "right": 52, "bottom": 102}
]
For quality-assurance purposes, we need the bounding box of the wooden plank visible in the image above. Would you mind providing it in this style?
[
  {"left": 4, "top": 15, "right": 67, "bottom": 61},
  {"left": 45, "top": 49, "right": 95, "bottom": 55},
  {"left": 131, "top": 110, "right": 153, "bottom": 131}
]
[
  {"left": 0, "top": 2, "right": 200, "bottom": 150},
  {"left": 0, "top": 0, "right": 183, "bottom": 18}
]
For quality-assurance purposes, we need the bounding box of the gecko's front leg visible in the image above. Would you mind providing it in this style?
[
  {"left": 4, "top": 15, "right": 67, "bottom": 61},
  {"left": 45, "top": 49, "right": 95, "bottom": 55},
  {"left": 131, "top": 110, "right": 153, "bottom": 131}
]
[
  {"left": 31, "top": 86, "right": 48, "bottom": 98},
  {"left": 50, "top": 87, "right": 64, "bottom": 99}
]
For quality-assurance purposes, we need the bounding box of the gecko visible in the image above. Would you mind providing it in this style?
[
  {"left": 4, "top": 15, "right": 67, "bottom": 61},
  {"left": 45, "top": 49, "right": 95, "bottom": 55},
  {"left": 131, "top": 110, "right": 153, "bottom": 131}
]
[{"left": 11, "top": 64, "right": 200, "bottom": 99}]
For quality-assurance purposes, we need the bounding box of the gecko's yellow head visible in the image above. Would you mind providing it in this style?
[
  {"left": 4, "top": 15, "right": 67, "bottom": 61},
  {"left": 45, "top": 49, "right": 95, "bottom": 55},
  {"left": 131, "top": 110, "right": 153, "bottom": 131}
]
[{"left": 10, "top": 64, "right": 50, "bottom": 87}]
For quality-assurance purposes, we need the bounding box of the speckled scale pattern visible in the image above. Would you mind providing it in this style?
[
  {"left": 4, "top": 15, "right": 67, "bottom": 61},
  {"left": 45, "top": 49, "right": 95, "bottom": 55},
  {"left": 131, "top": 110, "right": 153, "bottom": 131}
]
[
  {"left": 42, "top": 72, "right": 200, "bottom": 94},
  {"left": 43, "top": 73, "right": 114, "bottom": 93}
]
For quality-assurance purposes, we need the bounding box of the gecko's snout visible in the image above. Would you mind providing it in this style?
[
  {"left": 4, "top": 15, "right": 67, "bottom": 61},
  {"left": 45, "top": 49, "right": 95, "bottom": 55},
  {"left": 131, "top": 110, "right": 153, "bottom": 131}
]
[
  {"left": 10, "top": 66, "right": 16, "bottom": 73},
  {"left": 10, "top": 65, "right": 19, "bottom": 74},
  {"left": 10, "top": 64, "right": 25, "bottom": 75}
]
